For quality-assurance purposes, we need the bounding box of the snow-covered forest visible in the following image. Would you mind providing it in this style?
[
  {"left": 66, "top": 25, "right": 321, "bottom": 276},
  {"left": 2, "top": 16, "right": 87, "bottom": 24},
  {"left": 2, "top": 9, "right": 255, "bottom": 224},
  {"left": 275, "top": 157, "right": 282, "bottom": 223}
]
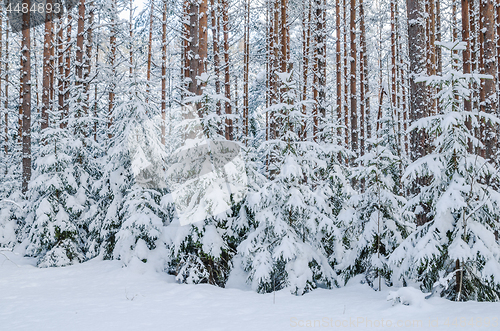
[{"left": 1, "top": 0, "right": 500, "bottom": 304}]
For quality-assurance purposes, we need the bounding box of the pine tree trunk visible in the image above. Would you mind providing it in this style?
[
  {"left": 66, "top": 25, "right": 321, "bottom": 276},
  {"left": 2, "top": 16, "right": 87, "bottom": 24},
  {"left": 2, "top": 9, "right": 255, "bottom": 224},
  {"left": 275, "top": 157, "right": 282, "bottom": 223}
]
[
  {"left": 211, "top": 0, "right": 221, "bottom": 116},
  {"left": 360, "top": 0, "right": 369, "bottom": 145},
  {"left": 222, "top": 0, "right": 232, "bottom": 140},
  {"left": 42, "top": 1, "right": 54, "bottom": 132},
  {"left": 0, "top": 11, "right": 2, "bottom": 154},
  {"left": 463, "top": 0, "right": 473, "bottom": 151},
  {"left": 350, "top": 0, "right": 357, "bottom": 157},
  {"left": 497, "top": 0, "right": 500, "bottom": 150},
  {"left": 85, "top": 6, "right": 94, "bottom": 138},
  {"left": 408, "top": 0, "right": 431, "bottom": 226},
  {"left": 343, "top": 0, "right": 349, "bottom": 151},
  {"left": 130, "top": 0, "right": 134, "bottom": 77},
  {"left": 21, "top": 6, "right": 32, "bottom": 194},
  {"left": 391, "top": 0, "right": 397, "bottom": 139},
  {"left": 76, "top": 0, "right": 85, "bottom": 89},
  {"left": 2, "top": 15, "right": 6, "bottom": 155},
  {"left": 315, "top": 0, "right": 326, "bottom": 140},
  {"left": 480, "top": 0, "right": 497, "bottom": 160},
  {"left": 109, "top": 0, "right": 116, "bottom": 138},
  {"left": 302, "top": 0, "right": 311, "bottom": 141},
  {"left": 64, "top": 13, "right": 72, "bottom": 128},
  {"left": 161, "top": 0, "right": 167, "bottom": 145},
  {"left": 436, "top": 0, "right": 442, "bottom": 74},
  {"left": 146, "top": 0, "right": 154, "bottom": 103},
  {"left": 336, "top": 0, "right": 342, "bottom": 141},
  {"left": 243, "top": 0, "right": 250, "bottom": 141}
]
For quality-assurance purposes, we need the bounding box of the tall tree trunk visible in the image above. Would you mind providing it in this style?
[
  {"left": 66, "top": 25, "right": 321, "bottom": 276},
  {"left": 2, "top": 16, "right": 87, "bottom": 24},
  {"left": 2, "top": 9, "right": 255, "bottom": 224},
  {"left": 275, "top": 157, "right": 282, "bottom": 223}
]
[
  {"left": 76, "top": 0, "right": 85, "bottom": 87},
  {"left": 350, "top": 0, "right": 357, "bottom": 158},
  {"left": 42, "top": 0, "right": 54, "bottom": 132},
  {"left": 463, "top": 0, "right": 473, "bottom": 151},
  {"left": 243, "top": 0, "right": 250, "bottom": 141},
  {"left": 343, "top": 0, "right": 349, "bottom": 150},
  {"left": 130, "top": 0, "right": 134, "bottom": 77},
  {"left": 436, "top": 0, "right": 442, "bottom": 74},
  {"left": 64, "top": 13, "right": 72, "bottom": 129},
  {"left": 211, "top": 0, "right": 221, "bottom": 116},
  {"left": 161, "top": 0, "right": 167, "bottom": 145},
  {"left": 336, "top": 0, "right": 342, "bottom": 141},
  {"left": 0, "top": 10, "right": 3, "bottom": 154},
  {"left": 408, "top": 0, "right": 430, "bottom": 226},
  {"left": 57, "top": 19, "right": 64, "bottom": 127},
  {"left": 146, "top": 0, "right": 154, "bottom": 103},
  {"left": 85, "top": 5, "right": 94, "bottom": 139},
  {"left": 21, "top": 5, "right": 31, "bottom": 194},
  {"left": 314, "top": 0, "right": 326, "bottom": 141},
  {"left": 222, "top": 0, "right": 232, "bottom": 140},
  {"left": 407, "top": 0, "right": 427, "bottom": 160},
  {"left": 3, "top": 15, "right": 7, "bottom": 155},
  {"left": 302, "top": 0, "right": 311, "bottom": 141},
  {"left": 109, "top": 0, "right": 116, "bottom": 138},
  {"left": 480, "top": 0, "right": 497, "bottom": 160},
  {"left": 360, "top": 0, "right": 368, "bottom": 155},
  {"left": 391, "top": 0, "right": 397, "bottom": 142}
]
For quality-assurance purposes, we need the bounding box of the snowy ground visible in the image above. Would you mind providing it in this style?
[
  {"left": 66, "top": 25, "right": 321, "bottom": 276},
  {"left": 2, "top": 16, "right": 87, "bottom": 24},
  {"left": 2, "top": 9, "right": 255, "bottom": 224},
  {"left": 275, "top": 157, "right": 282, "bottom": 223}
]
[{"left": 1, "top": 251, "right": 498, "bottom": 331}]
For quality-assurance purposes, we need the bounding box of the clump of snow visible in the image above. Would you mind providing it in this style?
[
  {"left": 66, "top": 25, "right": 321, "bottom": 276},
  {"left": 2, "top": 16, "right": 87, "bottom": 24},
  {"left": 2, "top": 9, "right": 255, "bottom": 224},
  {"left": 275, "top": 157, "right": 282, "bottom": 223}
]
[{"left": 387, "top": 287, "right": 428, "bottom": 307}]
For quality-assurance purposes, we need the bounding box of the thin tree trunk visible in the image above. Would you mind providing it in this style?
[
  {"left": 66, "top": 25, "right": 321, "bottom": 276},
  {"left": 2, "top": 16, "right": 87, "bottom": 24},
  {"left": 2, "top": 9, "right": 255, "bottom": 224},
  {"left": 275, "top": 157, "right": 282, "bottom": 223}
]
[
  {"left": 64, "top": 13, "right": 72, "bottom": 129},
  {"left": 436, "top": 0, "right": 442, "bottom": 74},
  {"left": 211, "top": 0, "right": 221, "bottom": 115},
  {"left": 161, "top": 0, "right": 167, "bottom": 145},
  {"left": 391, "top": 0, "right": 397, "bottom": 142},
  {"left": 463, "top": 0, "right": 473, "bottom": 151},
  {"left": 315, "top": 0, "right": 326, "bottom": 140},
  {"left": 21, "top": 5, "right": 31, "bottom": 194},
  {"left": 343, "top": 0, "right": 349, "bottom": 150},
  {"left": 0, "top": 10, "right": 2, "bottom": 154},
  {"left": 222, "top": 0, "right": 232, "bottom": 140},
  {"left": 42, "top": 0, "right": 54, "bottom": 132},
  {"left": 336, "top": 0, "right": 342, "bottom": 141},
  {"left": 429, "top": 0, "right": 437, "bottom": 115},
  {"left": 350, "top": 0, "right": 357, "bottom": 157},
  {"left": 360, "top": 0, "right": 370, "bottom": 144},
  {"left": 130, "top": 0, "right": 134, "bottom": 77},
  {"left": 3, "top": 15, "right": 7, "bottom": 155},
  {"left": 302, "top": 0, "right": 310, "bottom": 141},
  {"left": 76, "top": 0, "right": 85, "bottom": 86},
  {"left": 109, "top": 0, "right": 116, "bottom": 138},
  {"left": 56, "top": 19, "right": 64, "bottom": 128},
  {"left": 146, "top": 0, "right": 154, "bottom": 103},
  {"left": 243, "top": 0, "right": 250, "bottom": 141},
  {"left": 359, "top": 0, "right": 367, "bottom": 156},
  {"left": 86, "top": 5, "right": 94, "bottom": 139}
]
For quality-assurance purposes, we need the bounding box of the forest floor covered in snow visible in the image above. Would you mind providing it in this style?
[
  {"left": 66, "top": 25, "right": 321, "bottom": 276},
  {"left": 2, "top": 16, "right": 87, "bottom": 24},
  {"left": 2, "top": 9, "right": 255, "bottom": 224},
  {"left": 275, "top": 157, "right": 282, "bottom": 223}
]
[{"left": 0, "top": 250, "right": 498, "bottom": 331}]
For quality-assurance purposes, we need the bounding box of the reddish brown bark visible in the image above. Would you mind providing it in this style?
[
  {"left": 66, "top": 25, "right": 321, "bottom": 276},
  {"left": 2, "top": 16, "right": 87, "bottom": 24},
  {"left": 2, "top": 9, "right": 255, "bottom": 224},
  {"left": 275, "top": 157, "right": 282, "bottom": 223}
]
[
  {"left": 350, "top": 0, "right": 358, "bottom": 156},
  {"left": 146, "top": 0, "right": 154, "bottom": 103},
  {"left": 109, "top": 0, "right": 117, "bottom": 138},
  {"left": 222, "top": 0, "right": 232, "bottom": 140},
  {"left": 42, "top": 0, "right": 54, "bottom": 132},
  {"left": 243, "top": 0, "right": 250, "bottom": 141},
  {"left": 161, "top": 0, "right": 167, "bottom": 145},
  {"left": 21, "top": 6, "right": 31, "bottom": 194}
]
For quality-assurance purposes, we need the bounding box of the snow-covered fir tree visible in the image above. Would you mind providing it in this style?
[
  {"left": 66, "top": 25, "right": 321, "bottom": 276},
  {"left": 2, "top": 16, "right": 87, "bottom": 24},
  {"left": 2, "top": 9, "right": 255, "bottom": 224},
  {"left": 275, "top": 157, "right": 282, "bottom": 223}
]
[
  {"left": 238, "top": 72, "right": 341, "bottom": 295},
  {"left": 391, "top": 42, "right": 500, "bottom": 301},
  {"left": 337, "top": 102, "right": 411, "bottom": 290}
]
